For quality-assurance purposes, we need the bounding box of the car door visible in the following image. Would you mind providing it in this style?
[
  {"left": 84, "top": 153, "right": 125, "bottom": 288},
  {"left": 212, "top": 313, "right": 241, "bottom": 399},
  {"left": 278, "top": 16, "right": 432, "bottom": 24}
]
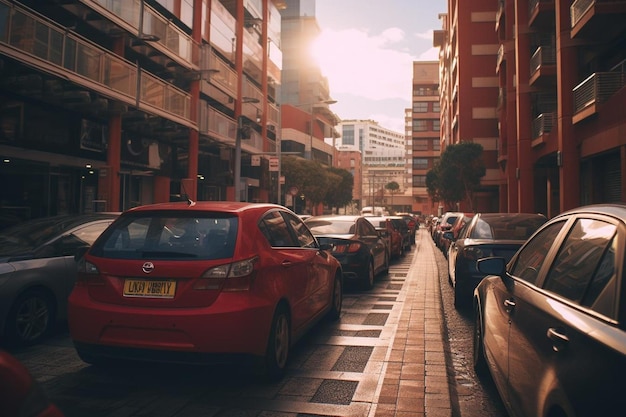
[
  {"left": 282, "top": 210, "right": 333, "bottom": 320},
  {"left": 259, "top": 210, "right": 314, "bottom": 332},
  {"left": 506, "top": 215, "right": 625, "bottom": 417},
  {"left": 358, "top": 219, "right": 386, "bottom": 271},
  {"left": 482, "top": 220, "right": 567, "bottom": 411}
]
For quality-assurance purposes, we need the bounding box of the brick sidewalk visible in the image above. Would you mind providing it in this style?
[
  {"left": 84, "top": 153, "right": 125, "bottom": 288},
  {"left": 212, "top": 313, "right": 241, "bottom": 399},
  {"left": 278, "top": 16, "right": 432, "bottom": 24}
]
[{"left": 371, "top": 228, "right": 452, "bottom": 417}]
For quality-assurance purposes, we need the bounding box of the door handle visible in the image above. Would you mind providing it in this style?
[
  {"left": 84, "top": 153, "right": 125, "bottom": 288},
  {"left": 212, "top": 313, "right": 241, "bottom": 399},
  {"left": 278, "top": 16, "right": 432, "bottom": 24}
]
[
  {"left": 281, "top": 260, "right": 294, "bottom": 267},
  {"left": 547, "top": 327, "right": 569, "bottom": 352},
  {"left": 504, "top": 298, "right": 516, "bottom": 313}
]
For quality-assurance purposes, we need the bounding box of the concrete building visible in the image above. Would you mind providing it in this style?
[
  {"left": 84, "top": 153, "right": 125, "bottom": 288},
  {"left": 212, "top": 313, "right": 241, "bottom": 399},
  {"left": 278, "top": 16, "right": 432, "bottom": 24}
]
[
  {"left": 496, "top": 0, "right": 626, "bottom": 217},
  {"left": 0, "top": 0, "right": 285, "bottom": 221},
  {"left": 409, "top": 61, "right": 441, "bottom": 216},
  {"left": 435, "top": 0, "right": 626, "bottom": 216},
  {"left": 279, "top": 0, "right": 338, "bottom": 167},
  {"left": 335, "top": 119, "right": 409, "bottom": 212},
  {"left": 434, "top": 0, "right": 501, "bottom": 213}
]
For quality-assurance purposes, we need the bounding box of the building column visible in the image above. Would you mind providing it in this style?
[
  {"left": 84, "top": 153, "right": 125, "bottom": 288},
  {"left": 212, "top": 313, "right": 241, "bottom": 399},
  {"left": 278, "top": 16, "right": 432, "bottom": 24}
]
[
  {"left": 556, "top": 0, "right": 579, "bottom": 211},
  {"left": 514, "top": 0, "right": 534, "bottom": 213}
]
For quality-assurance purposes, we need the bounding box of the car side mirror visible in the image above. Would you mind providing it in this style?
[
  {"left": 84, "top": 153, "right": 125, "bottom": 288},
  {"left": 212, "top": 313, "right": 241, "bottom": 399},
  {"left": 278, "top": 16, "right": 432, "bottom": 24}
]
[
  {"left": 442, "top": 231, "right": 454, "bottom": 241},
  {"left": 476, "top": 257, "right": 506, "bottom": 277}
]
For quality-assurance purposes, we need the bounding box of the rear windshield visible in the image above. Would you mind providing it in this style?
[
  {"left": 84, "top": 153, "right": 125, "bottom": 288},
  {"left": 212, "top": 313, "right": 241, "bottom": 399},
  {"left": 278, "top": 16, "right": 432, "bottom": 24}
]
[
  {"left": 90, "top": 213, "right": 238, "bottom": 260},
  {"left": 471, "top": 216, "right": 546, "bottom": 240},
  {"left": 306, "top": 219, "right": 355, "bottom": 234}
]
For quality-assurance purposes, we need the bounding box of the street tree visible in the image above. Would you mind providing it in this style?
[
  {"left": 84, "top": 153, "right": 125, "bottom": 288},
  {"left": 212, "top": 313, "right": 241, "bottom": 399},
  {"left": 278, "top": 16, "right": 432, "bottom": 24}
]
[
  {"left": 281, "top": 156, "right": 329, "bottom": 214},
  {"left": 326, "top": 167, "right": 354, "bottom": 213},
  {"left": 426, "top": 142, "right": 486, "bottom": 212},
  {"left": 385, "top": 181, "right": 400, "bottom": 209}
]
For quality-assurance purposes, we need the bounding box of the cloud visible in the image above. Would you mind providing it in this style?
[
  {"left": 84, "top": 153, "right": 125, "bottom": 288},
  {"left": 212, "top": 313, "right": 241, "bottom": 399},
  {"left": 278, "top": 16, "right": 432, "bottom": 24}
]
[{"left": 414, "top": 29, "right": 434, "bottom": 40}]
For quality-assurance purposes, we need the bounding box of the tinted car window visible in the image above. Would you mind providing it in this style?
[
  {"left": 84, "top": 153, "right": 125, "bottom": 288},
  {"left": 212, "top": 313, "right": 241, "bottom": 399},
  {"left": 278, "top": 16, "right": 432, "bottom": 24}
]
[
  {"left": 306, "top": 219, "right": 354, "bottom": 234},
  {"left": 510, "top": 220, "right": 566, "bottom": 285},
  {"left": 360, "top": 220, "right": 377, "bottom": 237},
  {"left": 283, "top": 212, "right": 317, "bottom": 248},
  {"left": 582, "top": 236, "right": 617, "bottom": 317},
  {"left": 543, "top": 218, "right": 617, "bottom": 306},
  {"left": 259, "top": 211, "right": 297, "bottom": 247},
  {"left": 92, "top": 214, "right": 237, "bottom": 259}
]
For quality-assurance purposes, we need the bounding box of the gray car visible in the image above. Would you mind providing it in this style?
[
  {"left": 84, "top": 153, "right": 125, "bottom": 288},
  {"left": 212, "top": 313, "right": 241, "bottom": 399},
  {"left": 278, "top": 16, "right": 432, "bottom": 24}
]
[
  {"left": 473, "top": 204, "right": 626, "bottom": 417},
  {"left": 0, "top": 213, "right": 118, "bottom": 346}
]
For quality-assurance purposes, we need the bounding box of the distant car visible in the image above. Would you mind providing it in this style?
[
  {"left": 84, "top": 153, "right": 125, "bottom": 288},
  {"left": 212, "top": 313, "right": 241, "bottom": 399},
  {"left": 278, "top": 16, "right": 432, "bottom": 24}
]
[
  {"left": 473, "top": 204, "right": 626, "bottom": 417},
  {"left": 305, "top": 215, "right": 388, "bottom": 290},
  {"left": 68, "top": 202, "right": 343, "bottom": 380},
  {"left": 395, "top": 213, "right": 418, "bottom": 245},
  {"left": 433, "top": 212, "right": 462, "bottom": 250},
  {"left": 386, "top": 216, "right": 412, "bottom": 252},
  {"left": 445, "top": 212, "right": 546, "bottom": 308},
  {"left": 440, "top": 213, "right": 475, "bottom": 257},
  {"left": 364, "top": 216, "right": 405, "bottom": 259},
  {"left": 0, "top": 213, "right": 118, "bottom": 346}
]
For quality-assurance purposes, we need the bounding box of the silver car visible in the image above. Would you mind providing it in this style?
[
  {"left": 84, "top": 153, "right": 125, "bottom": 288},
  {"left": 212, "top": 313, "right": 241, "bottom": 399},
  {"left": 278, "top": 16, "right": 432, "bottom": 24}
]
[{"left": 0, "top": 213, "right": 118, "bottom": 346}]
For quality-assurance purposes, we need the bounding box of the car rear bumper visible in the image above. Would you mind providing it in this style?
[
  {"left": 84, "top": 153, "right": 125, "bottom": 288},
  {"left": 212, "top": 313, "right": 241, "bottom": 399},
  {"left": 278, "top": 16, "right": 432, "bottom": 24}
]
[{"left": 68, "top": 289, "right": 274, "bottom": 359}]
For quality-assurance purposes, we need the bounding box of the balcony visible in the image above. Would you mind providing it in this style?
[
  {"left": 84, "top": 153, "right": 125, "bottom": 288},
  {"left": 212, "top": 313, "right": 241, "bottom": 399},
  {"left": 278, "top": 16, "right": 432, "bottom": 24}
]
[
  {"left": 571, "top": 0, "right": 626, "bottom": 40},
  {"left": 532, "top": 112, "right": 555, "bottom": 139},
  {"left": 573, "top": 66, "right": 626, "bottom": 122},
  {"left": 529, "top": 0, "right": 556, "bottom": 27},
  {"left": 496, "top": 44, "right": 506, "bottom": 73},
  {"left": 1, "top": 2, "right": 192, "bottom": 126},
  {"left": 529, "top": 45, "right": 556, "bottom": 85}
]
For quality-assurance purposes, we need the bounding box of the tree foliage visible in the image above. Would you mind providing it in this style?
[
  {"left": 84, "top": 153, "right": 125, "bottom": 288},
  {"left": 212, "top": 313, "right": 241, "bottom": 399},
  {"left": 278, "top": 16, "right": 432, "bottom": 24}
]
[
  {"left": 426, "top": 142, "right": 486, "bottom": 211},
  {"left": 385, "top": 181, "right": 400, "bottom": 193},
  {"left": 281, "top": 156, "right": 353, "bottom": 212}
]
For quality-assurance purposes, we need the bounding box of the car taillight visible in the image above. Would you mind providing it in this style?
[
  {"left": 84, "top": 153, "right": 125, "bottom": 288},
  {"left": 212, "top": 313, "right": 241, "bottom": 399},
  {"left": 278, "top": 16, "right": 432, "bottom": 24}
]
[
  {"left": 75, "top": 259, "right": 105, "bottom": 286},
  {"left": 198, "top": 256, "right": 258, "bottom": 292},
  {"left": 333, "top": 242, "right": 362, "bottom": 253}
]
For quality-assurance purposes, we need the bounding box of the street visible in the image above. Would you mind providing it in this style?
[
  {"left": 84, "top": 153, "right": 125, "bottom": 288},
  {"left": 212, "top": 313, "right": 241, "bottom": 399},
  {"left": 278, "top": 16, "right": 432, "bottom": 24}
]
[{"left": 5, "top": 229, "right": 507, "bottom": 417}]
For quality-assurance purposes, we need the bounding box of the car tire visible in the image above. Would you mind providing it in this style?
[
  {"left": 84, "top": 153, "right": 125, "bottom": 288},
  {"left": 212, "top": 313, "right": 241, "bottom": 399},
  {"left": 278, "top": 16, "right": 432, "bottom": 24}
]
[
  {"left": 263, "top": 306, "right": 290, "bottom": 381},
  {"left": 472, "top": 308, "right": 488, "bottom": 376},
  {"left": 327, "top": 274, "right": 343, "bottom": 321},
  {"left": 362, "top": 261, "right": 375, "bottom": 290},
  {"left": 5, "top": 289, "right": 55, "bottom": 347},
  {"left": 382, "top": 252, "right": 390, "bottom": 275}
]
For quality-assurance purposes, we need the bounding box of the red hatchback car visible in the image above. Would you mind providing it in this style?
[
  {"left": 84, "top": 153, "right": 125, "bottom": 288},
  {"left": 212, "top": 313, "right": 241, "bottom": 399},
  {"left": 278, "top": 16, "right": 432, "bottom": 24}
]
[{"left": 67, "top": 201, "right": 343, "bottom": 380}]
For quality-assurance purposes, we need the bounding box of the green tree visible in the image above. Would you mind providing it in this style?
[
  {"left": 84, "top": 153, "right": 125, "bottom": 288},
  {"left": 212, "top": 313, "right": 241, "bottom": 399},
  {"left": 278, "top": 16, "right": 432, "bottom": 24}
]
[
  {"left": 426, "top": 142, "right": 485, "bottom": 211},
  {"left": 281, "top": 156, "right": 329, "bottom": 214},
  {"left": 385, "top": 181, "right": 400, "bottom": 210},
  {"left": 326, "top": 167, "right": 354, "bottom": 213}
]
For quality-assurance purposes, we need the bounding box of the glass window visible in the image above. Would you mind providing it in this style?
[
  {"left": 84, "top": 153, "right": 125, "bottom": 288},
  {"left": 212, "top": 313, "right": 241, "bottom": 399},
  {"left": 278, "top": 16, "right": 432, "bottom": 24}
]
[
  {"left": 259, "top": 211, "right": 297, "bottom": 247},
  {"left": 543, "top": 219, "right": 616, "bottom": 304},
  {"left": 414, "top": 139, "right": 428, "bottom": 151},
  {"left": 413, "top": 120, "right": 428, "bottom": 131},
  {"left": 510, "top": 221, "right": 566, "bottom": 285},
  {"left": 283, "top": 212, "right": 316, "bottom": 248},
  {"left": 582, "top": 236, "right": 617, "bottom": 318},
  {"left": 413, "top": 102, "right": 428, "bottom": 113},
  {"left": 413, "top": 158, "right": 428, "bottom": 170}
]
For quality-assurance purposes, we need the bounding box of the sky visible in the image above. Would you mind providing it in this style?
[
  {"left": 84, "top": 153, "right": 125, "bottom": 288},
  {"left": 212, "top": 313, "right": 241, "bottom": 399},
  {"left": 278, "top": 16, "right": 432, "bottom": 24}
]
[{"left": 311, "top": 0, "right": 448, "bottom": 134}]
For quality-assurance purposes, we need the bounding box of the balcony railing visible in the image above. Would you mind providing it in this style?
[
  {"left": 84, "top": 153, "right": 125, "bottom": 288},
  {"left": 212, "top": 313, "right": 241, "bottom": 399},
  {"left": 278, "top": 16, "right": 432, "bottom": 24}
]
[
  {"left": 573, "top": 70, "right": 626, "bottom": 113},
  {"left": 86, "top": 0, "right": 200, "bottom": 67},
  {"left": 571, "top": 0, "right": 595, "bottom": 27},
  {"left": 530, "top": 45, "right": 556, "bottom": 74},
  {"left": 532, "top": 113, "right": 554, "bottom": 138},
  {"left": 497, "top": 44, "right": 505, "bottom": 70},
  {"left": 1, "top": 1, "right": 191, "bottom": 124}
]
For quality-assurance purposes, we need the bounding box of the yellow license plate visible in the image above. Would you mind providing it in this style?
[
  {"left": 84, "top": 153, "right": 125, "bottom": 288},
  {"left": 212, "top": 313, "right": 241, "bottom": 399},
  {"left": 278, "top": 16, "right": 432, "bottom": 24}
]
[{"left": 123, "top": 279, "right": 176, "bottom": 298}]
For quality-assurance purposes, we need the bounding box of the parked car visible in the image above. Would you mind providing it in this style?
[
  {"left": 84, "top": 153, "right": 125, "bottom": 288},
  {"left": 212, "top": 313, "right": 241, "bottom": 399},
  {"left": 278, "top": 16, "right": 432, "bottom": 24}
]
[
  {"left": 304, "top": 215, "right": 388, "bottom": 290},
  {"left": 67, "top": 202, "right": 343, "bottom": 380},
  {"left": 0, "top": 213, "right": 119, "bottom": 346},
  {"left": 396, "top": 213, "right": 418, "bottom": 245},
  {"left": 364, "top": 216, "right": 405, "bottom": 259},
  {"left": 440, "top": 213, "right": 475, "bottom": 257},
  {"left": 387, "top": 216, "right": 412, "bottom": 252},
  {"left": 473, "top": 204, "right": 626, "bottom": 417},
  {"left": 433, "top": 212, "right": 462, "bottom": 250},
  {"left": 446, "top": 212, "right": 547, "bottom": 308}
]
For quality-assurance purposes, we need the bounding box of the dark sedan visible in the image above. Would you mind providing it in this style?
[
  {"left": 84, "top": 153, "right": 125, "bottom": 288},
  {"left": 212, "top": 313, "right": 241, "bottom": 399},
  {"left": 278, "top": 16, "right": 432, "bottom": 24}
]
[
  {"left": 473, "top": 204, "right": 626, "bottom": 417},
  {"left": 0, "top": 213, "right": 119, "bottom": 346},
  {"left": 446, "top": 212, "right": 546, "bottom": 308},
  {"left": 305, "top": 215, "right": 388, "bottom": 290}
]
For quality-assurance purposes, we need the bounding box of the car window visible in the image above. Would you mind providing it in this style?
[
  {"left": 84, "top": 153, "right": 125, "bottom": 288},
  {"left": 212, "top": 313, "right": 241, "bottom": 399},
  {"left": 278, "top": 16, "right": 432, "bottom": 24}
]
[
  {"left": 259, "top": 211, "right": 298, "bottom": 247},
  {"left": 283, "top": 212, "right": 317, "bottom": 248},
  {"left": 543, "top": 218, "right": 617, "bottom": 307},
  {"left": 581, "top": 236, "right": 617, "bottom": 318},
  {"left": 360, "top": 220, "right": 377, "bottom": 237},
  {"left": 510, "top": 220, "right": 566, "bottom": 285},
  {"left": 93, "top": 214, "right": 237, "bottom": 259}
]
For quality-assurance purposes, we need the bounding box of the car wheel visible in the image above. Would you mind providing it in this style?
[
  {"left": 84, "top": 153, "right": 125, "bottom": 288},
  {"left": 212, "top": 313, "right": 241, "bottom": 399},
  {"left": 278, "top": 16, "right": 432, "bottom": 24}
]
[
  {"left": 264, "top": 307, "right": 290, "bottom": 381},
  {"left": 5, "top": 289, "right": 55, "bottom": 346},
  {"left": 472, "top": 308, "right": 488, "bottom": 376},
  {"left": 362, "top": 261, "right": 375, "bottom": 290},
  {"left": 327, "top": 274, "right": 343, "bottom": 321},
  {"left": 382, "top": 252, "right": 390, "bottom": 275}
]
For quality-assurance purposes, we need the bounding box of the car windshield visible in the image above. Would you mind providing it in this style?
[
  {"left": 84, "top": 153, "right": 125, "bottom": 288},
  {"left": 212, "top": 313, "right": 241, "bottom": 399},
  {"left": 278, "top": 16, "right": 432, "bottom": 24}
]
[
  {"left": 90, "top": 213, "right": 238, "bottom": 260},
  {"left": 306, "top": 219, "right": 355, "bottom": 235},
  {"left": 0, "top": 215, "right": 98, "bottom": 254}
]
